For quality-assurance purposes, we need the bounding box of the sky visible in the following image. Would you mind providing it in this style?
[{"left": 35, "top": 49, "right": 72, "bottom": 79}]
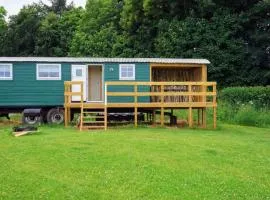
[{"left": 0, "top": 0, "right": 86, "bottom": 17}]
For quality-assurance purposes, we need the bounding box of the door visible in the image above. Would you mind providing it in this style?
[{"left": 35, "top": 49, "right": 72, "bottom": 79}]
[
  {"left": 88, "top": 66, "right": 102, "bottom": 101},
  {"left": 71, "top": 65, "right": 87, "bottom": 101}
]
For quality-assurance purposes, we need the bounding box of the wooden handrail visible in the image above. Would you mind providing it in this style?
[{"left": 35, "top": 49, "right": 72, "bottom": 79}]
[
  {"left": 106, "top": 92, "right": 216, "bottom": 96},
  {"left": 105, "top": 81, "right": 217, "bottom": 104},
  {"left": 105, "top": 81, "right": 216, "bottom": 86}
]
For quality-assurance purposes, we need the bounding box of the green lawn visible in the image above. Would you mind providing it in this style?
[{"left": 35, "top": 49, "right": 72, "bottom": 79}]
[{"left": 0, "top": 124, "right": 269, "bottom": 200}]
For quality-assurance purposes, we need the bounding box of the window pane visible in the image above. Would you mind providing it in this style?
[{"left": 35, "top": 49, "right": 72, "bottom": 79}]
[
  {"left": 76, "top": 69, "right": 82, "bottom": 77},
  {"left": 0, "top": 64, "right": 12, "bottom": 78},
  {"left": 120, "top": 64, "right": 135, "bottom": 79},
  {"left": 38, "top": 64, "right": 60, "bottom": 79},
  {"left": 4, "top": 72, "right": 10, "bottom": 77},
  {"left": 127, "top": 71, "right": 133, "bottom": 77}
]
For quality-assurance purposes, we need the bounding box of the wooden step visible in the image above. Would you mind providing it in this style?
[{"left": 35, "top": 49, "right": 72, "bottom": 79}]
[
  {"left": 82, "top": 126, "right": 105, "bottom": 129},
  {"left": 83, "top": 116, "right": 104, "bottom": 119},
  {"left": 83, "top": 111, "right": 104, "bottom": 114},
  {"left": 83, "top": 121, "right": 105, "bottom": 124}
]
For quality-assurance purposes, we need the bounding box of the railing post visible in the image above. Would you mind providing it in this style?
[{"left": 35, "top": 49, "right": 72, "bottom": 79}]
[
  {"left": 188, "top": 84, "right": 193, "bottom": 128},
  {"left": 213, "top": 83, "right": 217, "bottom": 129},
  {"left": 160, "top": 84, "right": 165, "bottom": 126},
  {"left": 134, "top": 83, "right": 138, "bottom": 127}
]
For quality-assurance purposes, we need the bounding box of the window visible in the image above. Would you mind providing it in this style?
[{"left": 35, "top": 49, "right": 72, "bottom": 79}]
[
  {"left": 119, "top": 64, "right": 135, "bottom": 80},
  {"left": 0, "top": 64, "right": 13, "bottom": 80},
  {"left": 76, "top": 69, "right": 82, "bottom": 77},
  {"left": 37, "top": 64, "right": 61, "bottom": 80}
]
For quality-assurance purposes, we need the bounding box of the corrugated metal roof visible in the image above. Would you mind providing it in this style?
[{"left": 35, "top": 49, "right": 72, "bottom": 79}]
[{"left": 0, "top": 57, "right": 210, "bottom": 64}]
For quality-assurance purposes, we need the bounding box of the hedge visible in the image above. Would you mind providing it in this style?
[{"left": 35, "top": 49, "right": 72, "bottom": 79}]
[{"left": 218, "top": 86, "right": 270, "bottom": 109}]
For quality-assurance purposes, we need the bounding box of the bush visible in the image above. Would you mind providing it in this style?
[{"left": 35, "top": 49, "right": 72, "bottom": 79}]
[
  {"left": 217, "top": 87, "right": 270, "bottom": 127},
  {"left": 219, "top": 87, "right": 270, "bottom": 109},
  {"left": 234, "top": 105, "right": 259, "bottom": 126}
]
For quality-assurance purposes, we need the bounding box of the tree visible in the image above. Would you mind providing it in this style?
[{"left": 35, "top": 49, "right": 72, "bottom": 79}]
[
  {"left": 239, "top": 0, "right": 270, "bottom": 85},
  {"left": 154, "top": 10, "right": 247, "bottom": 86},
  {"left": 44, "top": 0, "right": 74, "bottom": 15},
  {"left": 0, "top": 7, "right": 7, "bottom": 56},
  {"left": 70, "top": 0, "right": 121, "bottom": 56},
  {"left": 35, "top": 8, "right": 82, "bottom": 56},
  {"left": 3, "top": 3, "right": 46, "bottom": 56}
]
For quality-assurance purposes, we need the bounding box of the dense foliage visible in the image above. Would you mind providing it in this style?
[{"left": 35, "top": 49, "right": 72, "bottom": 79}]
[
  {"left": 218, "top": 86, "right": 270, "bottom": 127},
  {"left": 219, "top": 86, "right": 270, "bottom": 108},
  {"left": 0, "top": 0, "right": 269, "bottom": 87}
]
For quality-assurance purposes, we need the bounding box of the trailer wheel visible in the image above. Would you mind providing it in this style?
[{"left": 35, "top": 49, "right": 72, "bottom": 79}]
[
  {"left": 22, "top": 115, "right": 42, "bottom": 125},
  {"left": 47, "top": 108, "right": 64, "bottom": 124}
]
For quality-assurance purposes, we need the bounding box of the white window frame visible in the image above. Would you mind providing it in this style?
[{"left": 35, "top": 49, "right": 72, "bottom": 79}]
[
  {"left": 0, "top": 64, "right": 13, "bottom": 80},
  {"left": 36, "top": 64, "right": 62, "bottom": 80},
  {"left": 119, "top": 64, "right": 135, "bottom": 80}
]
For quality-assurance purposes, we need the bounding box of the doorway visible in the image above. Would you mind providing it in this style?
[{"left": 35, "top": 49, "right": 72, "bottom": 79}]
[{"left": 88, "top": 65, "right": 103, "bottom": 102}]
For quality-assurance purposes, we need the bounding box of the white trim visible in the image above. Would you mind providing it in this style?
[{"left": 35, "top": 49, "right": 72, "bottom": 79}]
[
  {"left": 119, "top": 64, "right": 135, "bottom": 80},
  {"left": 105, "top": 83, "right": 107, "bottom": 105},
  {"left": 0, "top": 57, "right": 211, "bottom": 64},
  {"left": 36, "top": 64, "right": 61, "bottom": 80},
  {"left": 0, "top": 63, "right": 13, "bottom": 80}
]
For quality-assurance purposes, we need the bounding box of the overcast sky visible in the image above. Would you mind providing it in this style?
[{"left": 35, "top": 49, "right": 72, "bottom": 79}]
[{"left": 0, "top": 0, "right": 86, "bottom": 17}]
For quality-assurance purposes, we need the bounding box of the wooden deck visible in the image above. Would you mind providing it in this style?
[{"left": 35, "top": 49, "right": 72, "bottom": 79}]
[{"left": 64, "top": 81, "right": 217, "bottom": 130}]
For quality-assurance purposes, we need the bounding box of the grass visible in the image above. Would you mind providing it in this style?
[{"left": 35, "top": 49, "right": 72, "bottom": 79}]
[{"left": 0, "top": 124, "right": 269, "bottom": 199}]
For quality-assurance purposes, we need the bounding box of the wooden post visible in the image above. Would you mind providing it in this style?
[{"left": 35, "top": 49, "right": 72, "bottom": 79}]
[
  {"left": 161, "top": 107, "right": 164, "bottom": 126},
  {"left": 188, "top": 107, "right": 193, "bottom": 128},
  {"left": 197, "top": 109, "right": 201, "bottom": 126},
  {"left": 79, "top": 82, "right": 84, "bottom": 131},
  {"left": 202, "top": 108, "right": 207, "bottom": 128},
  {"left": 213, "top": 84, "right": 217, "bottom": 129},
  {"left": 152, "top": 110, "right": 156, "bottom": 125},
  {"left": 160, "top": 84, "right": 165, "bottom": 126},
  {"left": 134, "top": 107, "right": 138, "bottom": 127},
  {"left": 134, "top": 83, "right": 138, "bottom": 127},
  {"left": 104, "top": 107, "right": 108, "bottom": 130},
  {"left": 64, "top": 107, "right": 68, "bottom": 127}
]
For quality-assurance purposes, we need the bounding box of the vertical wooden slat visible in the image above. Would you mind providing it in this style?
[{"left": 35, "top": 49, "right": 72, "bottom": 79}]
[
  {"left": 160, "top": 83, "right": 165, "bottom": 126},
  {"left": 152, "top": 110, "right": 156, "bottom": 125},
  {"left": 134, "top": 107, "right": 138, "bottom": 127},
  {"left": 202, "top": 108, "right": 207, "bottom": 128},
  {"left": 188, "top": 85, "right": 192, "bottom": 103},
  {"left": 160, "top": 84, "right": 164, "bottom": 104},
  {"left": 104, "top": 106, "right": 108, "bottom": 130},
  {"left": 134, "top": 83, "right": 138, "bottom": 127},
  {"left": 188, "top": 107, "right": 193, "bottom": 128},
  {"left": 79, "top": 82, "right": 84, "bottom": 131},
  {"left": 197, "top": 109, "right": 201, "bottom": 126},
  {"left": 161, "top": 107, "right": 164, "bottom": 126},
  {"left": 213, "top": 84, "right": 217, "bottom": 129}
]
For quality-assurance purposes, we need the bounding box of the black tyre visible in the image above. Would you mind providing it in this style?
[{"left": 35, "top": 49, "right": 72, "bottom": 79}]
[
  {"left": 46, "top": 108, "right": 64, "bottom": 124},
  {"left": 22, "top": 115, "right": 42, "bottom": 125}
]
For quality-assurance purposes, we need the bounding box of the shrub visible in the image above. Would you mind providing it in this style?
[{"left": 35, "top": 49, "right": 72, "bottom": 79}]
[
  {"left": 219, "top": 87, "right": 270, "bottom": 109},
  {"left": 234, "top": 105, "right": 259, "bottom": 126}
]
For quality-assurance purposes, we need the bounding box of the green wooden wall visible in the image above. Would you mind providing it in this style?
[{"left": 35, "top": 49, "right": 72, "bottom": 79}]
[
  {"left": 104, "top": 63, "right": 150, "bottom": 103},
  {"left": 0, "top": 61, "right": 150, "bottom": 107},
  {"left": 0, "top": 62, "right": 71, "bottom": 107}
]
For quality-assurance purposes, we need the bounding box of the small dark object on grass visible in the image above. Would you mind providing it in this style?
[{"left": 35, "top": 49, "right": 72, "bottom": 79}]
[
  {"left": 13, "top": 126, "right": 38, "bottom": 137},
  {"left": 13, "top": 126, "right": 38, "bottom": 132}
]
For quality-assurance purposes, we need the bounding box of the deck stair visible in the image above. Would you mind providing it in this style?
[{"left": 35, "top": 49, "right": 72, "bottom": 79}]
[{"left": 79, "top": 108, "right": 107, "bottom": 130}]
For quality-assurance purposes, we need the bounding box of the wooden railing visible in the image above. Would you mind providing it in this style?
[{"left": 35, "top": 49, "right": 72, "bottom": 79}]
[
  {"left": 105, "top": 81, "right": 217, "bottom": 107},
  {"left": 64, "top": 81, "right": 84, "bottom": 105}
]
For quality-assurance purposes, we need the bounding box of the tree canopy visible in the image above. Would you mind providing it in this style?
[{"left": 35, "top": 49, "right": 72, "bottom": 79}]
[{"left": 0, "top": 0, "right": 269, "bottom": 87}]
